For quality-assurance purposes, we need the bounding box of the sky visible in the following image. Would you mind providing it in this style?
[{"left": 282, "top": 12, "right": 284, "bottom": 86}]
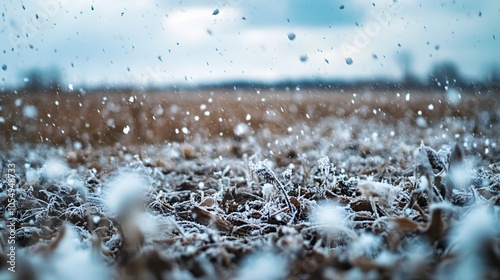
[{"left": 0, "top": 0, "right": 499, "bottom": 89}]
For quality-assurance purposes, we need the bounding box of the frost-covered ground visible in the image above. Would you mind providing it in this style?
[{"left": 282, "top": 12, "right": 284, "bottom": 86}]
[{"left": 1, "top": 90, "right": 500, "bottom": 279}]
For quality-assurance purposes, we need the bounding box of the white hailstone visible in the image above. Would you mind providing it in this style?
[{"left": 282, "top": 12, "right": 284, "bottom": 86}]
[{"left": 104, "top": 172, "right": 149, "bottom": 216}]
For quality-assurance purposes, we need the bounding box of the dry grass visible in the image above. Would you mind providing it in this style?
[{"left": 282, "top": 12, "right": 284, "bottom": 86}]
[{"left": 1, "top": 89, "right": 497, "bottom": 149}]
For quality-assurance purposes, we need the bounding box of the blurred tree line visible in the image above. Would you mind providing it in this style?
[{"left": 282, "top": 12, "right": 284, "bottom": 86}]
[
  {"left": 21, "top": 66, "right": 62, "bottom": 91},
  {"left": 17, "top": 62, "right": 500, "bottom": 92}
]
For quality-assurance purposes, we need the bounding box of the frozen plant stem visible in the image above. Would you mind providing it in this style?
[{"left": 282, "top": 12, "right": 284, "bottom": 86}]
[
  {"left": 317, "top": 156, "right": 335, "bottom": 197},
  {"left": 251, "top": 161, "right": 294, "bottom": 213}
]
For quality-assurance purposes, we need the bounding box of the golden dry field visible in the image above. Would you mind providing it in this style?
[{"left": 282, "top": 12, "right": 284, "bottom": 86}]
[{"left": 1, "top": 89, "right": 498, "bottom": 148}]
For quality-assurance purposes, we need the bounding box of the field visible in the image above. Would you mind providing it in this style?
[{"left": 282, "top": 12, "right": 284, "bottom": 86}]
[{"left": 1, "top": 89, "right": 500, "bottom": 279}]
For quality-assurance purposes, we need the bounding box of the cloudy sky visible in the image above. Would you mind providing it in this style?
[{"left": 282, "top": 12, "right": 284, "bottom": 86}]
[{"left": 1, "top": 0, "right": 499, "bottom": 88}]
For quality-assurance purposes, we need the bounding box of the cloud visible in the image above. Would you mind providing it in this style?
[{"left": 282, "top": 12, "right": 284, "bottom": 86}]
[
  {"left": 0, "top": 0, "right": 499, "bottom": 87},
  {"left": 163, "top": 6, "right": 243, "bottom": 44}
]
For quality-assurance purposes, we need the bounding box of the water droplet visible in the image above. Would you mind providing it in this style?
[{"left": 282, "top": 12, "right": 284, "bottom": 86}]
[
  {"left": 405, "top": 93, "right": 410, "bottom": 101},
  {"left": 339, "top": 5, "right": 345, "bottom": 9},
  {"left": 287, "top": 32, "right": 296, "bottom": 41},
  {"left": 68, "top": 84, "right": 74, "bottom": 91},
  {"left": 345, "top": 57, "right": 353, "bottom": 65},
  {"left": 212, "top": 9, "right": 219, "bottom": 15},
  {"left": 428, "top": 104, "right": 434, "bottom": 110},
  {"left": 299, "top": 54, "right": 308, "bottom": 62},
  {"left": 1, "top": 64, "right": 6, "bottom": 71}
]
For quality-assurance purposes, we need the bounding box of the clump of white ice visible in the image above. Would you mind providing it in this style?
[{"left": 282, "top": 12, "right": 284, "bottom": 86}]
[{"left": 104, "top": 171, "right": 149, "bottom": 216}]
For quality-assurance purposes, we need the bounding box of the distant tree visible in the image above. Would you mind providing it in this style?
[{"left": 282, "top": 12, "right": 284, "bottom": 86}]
[
  {"left": 486, "top": 64, "right": 500, "bottom": 86},
  {"left": 427, "top": 61, "right": 464, "bottom": 88},
  {"left": 22, "top": 67, "right": 61, "bottom": 91},
  {"left": 475, "top": 64, "right": 500, "bottom": 92},
  {"left": 396, "top": 51, "right": 422, "bottom": 89}
]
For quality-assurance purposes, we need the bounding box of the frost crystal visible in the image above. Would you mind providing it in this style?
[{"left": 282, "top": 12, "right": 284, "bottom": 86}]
[
  {"left": 282, "top": 168, "right": 292, "bottom": 180},
  {"left": 318, "top": 156, "right": 333, "bottom": 175},
  {"left": 250, "top": 161, "right": 276, "bottom": 185},
  {"left": 250, "top": 160, "right": 293, "bottom": 211}
]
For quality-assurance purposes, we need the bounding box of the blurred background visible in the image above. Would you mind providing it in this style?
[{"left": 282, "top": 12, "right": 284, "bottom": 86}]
[{"left": 1, "top": 0, "right": 499, "bottom": 91}]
